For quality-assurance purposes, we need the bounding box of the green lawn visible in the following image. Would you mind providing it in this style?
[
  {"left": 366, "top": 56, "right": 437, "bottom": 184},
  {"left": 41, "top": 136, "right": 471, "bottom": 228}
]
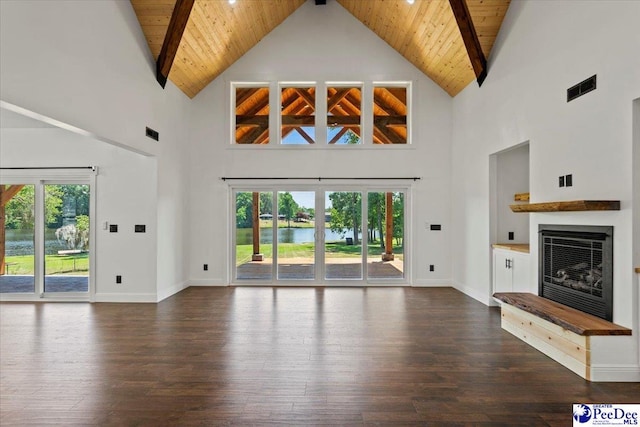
[
  {"left": 236, "top": 241, "right": 403, "bottom": 266},
  {"left": 3, "top": 253, "right": 89, "bottom": 275}
]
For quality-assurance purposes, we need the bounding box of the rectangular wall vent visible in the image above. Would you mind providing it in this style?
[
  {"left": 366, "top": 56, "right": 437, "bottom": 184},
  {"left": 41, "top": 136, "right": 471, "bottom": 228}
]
[
  {"left": 145, "top": 127, "right": 159, "bottom": 141},
  {"left": 567, "top": 75, "right": 596, "bottom": 102}
]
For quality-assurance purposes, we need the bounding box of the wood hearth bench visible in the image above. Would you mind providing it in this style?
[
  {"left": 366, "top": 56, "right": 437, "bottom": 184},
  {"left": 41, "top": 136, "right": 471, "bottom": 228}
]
[{"left": 493, "top": 292, "right": 631, "bottom": 381}]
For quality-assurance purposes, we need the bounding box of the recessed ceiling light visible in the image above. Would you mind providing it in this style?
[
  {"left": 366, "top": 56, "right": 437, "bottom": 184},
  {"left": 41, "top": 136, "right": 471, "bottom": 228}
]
[
  {"left": 407, "top": 0, "right": 415, "bottom": 4},
  {"left": 229, "top": 0, "right": 236, "bottom": 4}
]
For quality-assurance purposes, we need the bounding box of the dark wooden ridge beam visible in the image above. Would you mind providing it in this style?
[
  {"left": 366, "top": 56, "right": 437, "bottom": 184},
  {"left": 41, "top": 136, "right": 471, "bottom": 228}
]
[
  {"left": 156, "top": 0, "right": 195, "bottom": 88},
  {"left": 449, "top": 0, "right": 487, "bottom": 86}
]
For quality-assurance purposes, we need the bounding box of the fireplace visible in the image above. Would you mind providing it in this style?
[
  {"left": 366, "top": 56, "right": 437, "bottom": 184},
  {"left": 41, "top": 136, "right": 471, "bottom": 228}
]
[{"left": 539, "top": 225, "right": 613, "bottom": 321}]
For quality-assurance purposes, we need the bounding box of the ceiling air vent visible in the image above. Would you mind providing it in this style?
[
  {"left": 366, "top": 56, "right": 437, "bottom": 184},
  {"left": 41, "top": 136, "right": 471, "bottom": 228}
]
[
  {"left": 145, "top": 127, "right": 159, "bottom": 141},
  {"left": 567, "top": 75, "right": 596, "bottom": 102}
]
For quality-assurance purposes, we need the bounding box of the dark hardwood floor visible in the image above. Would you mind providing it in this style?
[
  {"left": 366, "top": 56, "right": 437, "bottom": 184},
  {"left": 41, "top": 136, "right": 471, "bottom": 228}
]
[{"left": 1, "top": 287, "right": 638, "bottom": 426}]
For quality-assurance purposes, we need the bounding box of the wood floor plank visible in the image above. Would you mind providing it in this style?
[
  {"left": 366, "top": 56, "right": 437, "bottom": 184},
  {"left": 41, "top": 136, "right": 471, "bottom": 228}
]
[{"left": 1, "top": 286, "right": 638, "bottom": 426}]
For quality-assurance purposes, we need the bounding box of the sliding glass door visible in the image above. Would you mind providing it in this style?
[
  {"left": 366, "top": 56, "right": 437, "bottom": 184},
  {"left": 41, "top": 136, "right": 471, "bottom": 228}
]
[
  {"left": 43, "top": 184, "right": 90, "bottom": 294},
  {"left": 0, "top": 184, "right": 35, "bottom": 294},
  {"left": 324, "top": 191, "right": 363, "bottom": 280},
  {"left": 277, "top": 191, "right": 315, "bottom": 280},
  {"left": 232, "top": 186, "right": 408, "bottom": 284},
  {"left": 366, "top": 191, "right": 404, "bottom": 279},
  {"left": 0, "top": 179, "right": 93, "bottom": 299}
]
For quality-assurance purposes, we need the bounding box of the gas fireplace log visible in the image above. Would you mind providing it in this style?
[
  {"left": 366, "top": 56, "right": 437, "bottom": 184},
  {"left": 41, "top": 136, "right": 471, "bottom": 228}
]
[
  {"left": 564, "top": 279, "right": 592, "bottom": 292},
  {"left": 566, "top": 262, "right": 589, "bottom": 273},
  {"left": 553, "top": 274, "right": 568, "bottom": 284},
  {"left": 584, "top": 269, "right": 602, "bottom": 286}
]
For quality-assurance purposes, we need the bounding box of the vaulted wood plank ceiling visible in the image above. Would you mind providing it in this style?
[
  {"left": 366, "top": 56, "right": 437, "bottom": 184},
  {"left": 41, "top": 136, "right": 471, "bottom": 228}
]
[{"left": 131, "top": 0, "right": 510, "bottom": 99}]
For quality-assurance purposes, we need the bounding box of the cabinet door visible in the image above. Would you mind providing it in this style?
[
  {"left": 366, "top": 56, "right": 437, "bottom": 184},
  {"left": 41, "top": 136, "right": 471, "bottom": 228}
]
[
  {"left": 511, "top": 252, "right": 530, "bottom": 292},
  {"left": 493, "top": 250, "right": 513, "bottom": 293}
]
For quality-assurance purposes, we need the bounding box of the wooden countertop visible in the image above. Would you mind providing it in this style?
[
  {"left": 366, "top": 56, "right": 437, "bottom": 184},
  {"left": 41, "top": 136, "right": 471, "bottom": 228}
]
[
  {"left": 493, "top": 292, "right": 632, "bottom": 336},
  {"left": 492, "top": 243, "right": 530, "bottom": 254}
]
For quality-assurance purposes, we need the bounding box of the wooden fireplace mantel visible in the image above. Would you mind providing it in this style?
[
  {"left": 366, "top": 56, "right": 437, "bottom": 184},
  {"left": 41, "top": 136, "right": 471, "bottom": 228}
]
[{"left": 510, "top": 200, "right": 620, "bottom": 213}]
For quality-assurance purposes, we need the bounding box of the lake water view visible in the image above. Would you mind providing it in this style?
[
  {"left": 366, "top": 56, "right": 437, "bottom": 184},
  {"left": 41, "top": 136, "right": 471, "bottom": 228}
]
[
  {"left": 5, "top": 229, "right": 72, "bottom": 256},
  {"left": 236, "top": 227, "right": 358, "bottom": 245}
]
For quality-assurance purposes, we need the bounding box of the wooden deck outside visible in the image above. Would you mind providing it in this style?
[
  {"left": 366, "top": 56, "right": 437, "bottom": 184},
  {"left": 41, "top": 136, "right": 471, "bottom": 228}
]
[{"left": 237, "top": 257, "right": 404, "bottom": 280}]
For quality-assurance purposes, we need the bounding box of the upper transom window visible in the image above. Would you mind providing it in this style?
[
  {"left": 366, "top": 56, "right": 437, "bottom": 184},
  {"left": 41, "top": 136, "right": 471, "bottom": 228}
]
[
  {"left": 235, "top": 84, "right": 270, "bottom": 145},
  {"left": 281, "top": 86, "right": 316, "bottom": 145},
  {"left": 232, "top": 81, "right": 410, "bottom": 145},
  {"left": 373, "top": 85, "right": 407, "bottom": 144},
  {"left": 327, "top": 86, "right": 361, "bottom": 144}
]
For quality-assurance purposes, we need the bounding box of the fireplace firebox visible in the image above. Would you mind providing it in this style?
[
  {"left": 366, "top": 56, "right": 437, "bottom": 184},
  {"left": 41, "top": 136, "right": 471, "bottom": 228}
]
[{"left": 539, "top": 225, "right": 613, "bottom": 321}]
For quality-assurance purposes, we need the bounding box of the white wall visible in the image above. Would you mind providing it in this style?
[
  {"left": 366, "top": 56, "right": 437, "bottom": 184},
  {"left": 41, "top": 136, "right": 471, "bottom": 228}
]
[
  {"left": 451, "top": 0, "right": 640, "bottom": 380},
  {"left": 187, "top": 0, "right": 453, "bottom": 286},
  {"left": 634, "top": 99, "right": 640, "bottom": 275},
  {"left": 1, "top": 1, "right": 165, "bottom": 155},
  {"left": 155, "top": 94, "right": 191, "bottom": 301},
  {"left": 0, "top": 128, "right": 158, "bottom": 301},
  {"left": 0, "top": 0, "right": 192, "bottom": 301}
]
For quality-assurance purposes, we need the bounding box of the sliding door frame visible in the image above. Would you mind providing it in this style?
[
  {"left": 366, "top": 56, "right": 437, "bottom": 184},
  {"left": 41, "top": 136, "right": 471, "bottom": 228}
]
[
  {"left": 229, "top": 182, "right": 412, "bottom": 286},
  {"left": 0, "top": 169, "right": 97, "bottom": 302}
]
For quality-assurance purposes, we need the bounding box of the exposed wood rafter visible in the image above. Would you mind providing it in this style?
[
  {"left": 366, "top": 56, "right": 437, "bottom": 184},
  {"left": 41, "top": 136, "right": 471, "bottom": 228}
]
[
  {"left": 156, "top": 0, "right": 195, "bottom": 88},
  {"left": 133, "top": 0, "right": 509, "bottom": 98},
  {"left": 449, "top": 0, "right": 488, "bottom": 86}
]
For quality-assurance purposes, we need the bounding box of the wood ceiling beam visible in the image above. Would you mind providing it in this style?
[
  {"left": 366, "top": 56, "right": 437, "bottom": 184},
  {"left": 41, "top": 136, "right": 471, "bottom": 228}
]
[
  {"left": 373, "top": 128, "right": 393, "bottom": 145},
  {"left": 156, "top": 0, "right": 195, "bottom": 89},
  {"left": 292, "top": 88, "right": 316, "bottom": 111},
  {"left": 328, "top": 128, "right": 350, "bottom": 145},
  {"left": 373, "top": 94, "right": 398, "bottom": 116},
  {"left": 236, "top": 88, "right": 261, "bottom": 109},
  {"left": 294, "top": 128, "right": 315, "bottom": 144},
  {"left": 449, "top": 0, "right": 488, "bottom": 86},
  {"left": 327, "top": 88, "right": 352, "bottom": 112},
  {"left": 237, "top": 126, "right": 268, "bottom": 144},
  {"left": 374, "top": 124, "right": 405, "bottom": 144}
]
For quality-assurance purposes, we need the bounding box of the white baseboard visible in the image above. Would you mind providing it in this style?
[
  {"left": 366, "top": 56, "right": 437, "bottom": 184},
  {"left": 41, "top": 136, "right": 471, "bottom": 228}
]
[
  {"left": 589, "top": 364, "right": 640, "bottom": 382},
  {"left": 411, "top": 279, "right": 452, "bottom": 287},
  {"left": 157, "top": 281, "right": 188, "bottom": 302},
  {"left": 93, "top": 292, "right": 157, "bottom": 303},
  {"left": 188, "top": 279, "right": 228, "bottom": 287}
]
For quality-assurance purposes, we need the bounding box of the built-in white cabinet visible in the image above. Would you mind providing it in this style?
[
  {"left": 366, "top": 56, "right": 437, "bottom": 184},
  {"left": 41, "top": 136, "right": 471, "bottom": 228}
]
[{"left": 492, "top": 246, "right": 530, "bottom": 293}]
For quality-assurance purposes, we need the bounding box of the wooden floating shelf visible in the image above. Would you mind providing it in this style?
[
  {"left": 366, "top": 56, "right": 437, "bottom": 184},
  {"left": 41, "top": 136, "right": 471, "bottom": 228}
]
[
  {"left": 513, "top": 192, "right": 530, "bottom": 202},
  {"left": 510, "top": 200, "right": 620, "bottom": 213}
]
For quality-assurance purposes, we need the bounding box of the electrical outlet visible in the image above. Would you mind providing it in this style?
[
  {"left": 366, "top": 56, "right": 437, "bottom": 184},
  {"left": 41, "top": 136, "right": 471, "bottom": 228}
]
[
  {"left": 203, "top": 264, "right": 208, "bottom": 271},
  {"left": 116, "top": 275, "right": 122, "bottom": 284},
  {"left": 109, "top": 224, "right": 118, "bottom": 233},
  {"left": 429, "top": 265, "right": 435, "bottom": 272},
  {"left": 559, "top": 176, "right": 565, "bottom": 187},
  {"left": 565, "top": 174, "right": 573, "bottom": 187},
  {"left": 508, "top": 231, "right": 514, "bottom": 241}
]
